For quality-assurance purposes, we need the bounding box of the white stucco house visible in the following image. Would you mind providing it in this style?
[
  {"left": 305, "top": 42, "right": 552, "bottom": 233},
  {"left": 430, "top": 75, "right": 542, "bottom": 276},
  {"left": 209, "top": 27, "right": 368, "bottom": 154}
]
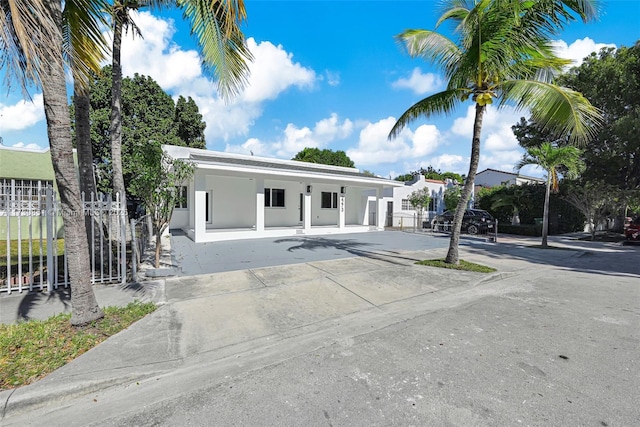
[
  {"left": 368, "top": 174, "right": 450, "bottom": 228},
  {"left": 475, "top": 168, "right": 545, "bottom": 188},
  {"left": 165, "top": 145, "right": 404, "bottom": 242}
]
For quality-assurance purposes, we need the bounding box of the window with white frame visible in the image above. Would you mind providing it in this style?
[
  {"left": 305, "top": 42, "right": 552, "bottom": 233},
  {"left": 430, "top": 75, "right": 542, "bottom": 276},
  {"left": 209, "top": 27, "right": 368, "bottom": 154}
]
[
  {"left": 265, "top": 188, "right": 285, "bottom": 207},
  {"left": 401, "top": 199, "right": 412, "bottom": 210},
  {"left": 175, "top": 186, "right": 188, "bottom": 209},
  {"left": 321, "top": 191, "right": 338, "bottom": 209},
  {"left": 428, "top": 198, "right": 436, "bottom": 211}
]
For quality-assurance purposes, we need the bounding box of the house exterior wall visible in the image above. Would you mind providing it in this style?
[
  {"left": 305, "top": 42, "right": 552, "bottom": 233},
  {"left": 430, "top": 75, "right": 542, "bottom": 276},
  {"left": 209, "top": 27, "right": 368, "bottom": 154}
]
[
  {"left": 208, "top": 175, "right": 256, "bottom": 228},
  {"left": 264, "top": 179, "right": 302, "bottom": 227},
  {"left": 475, "top": 170, "right": 517, "bottom": 187}
]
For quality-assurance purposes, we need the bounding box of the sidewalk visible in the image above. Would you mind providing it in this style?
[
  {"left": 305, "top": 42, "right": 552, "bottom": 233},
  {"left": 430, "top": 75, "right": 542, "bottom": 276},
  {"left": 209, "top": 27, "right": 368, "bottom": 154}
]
[{"left": 1, "top": 232, "right": 636, "bottom": 425}]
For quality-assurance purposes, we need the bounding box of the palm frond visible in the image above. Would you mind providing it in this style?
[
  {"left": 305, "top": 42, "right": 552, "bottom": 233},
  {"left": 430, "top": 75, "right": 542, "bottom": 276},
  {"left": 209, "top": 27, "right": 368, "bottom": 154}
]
[
  {"left": 178, "top": 0, "right": 253, "bottom": 101},
  {"left": 388, "top": 89, "right": 465, "bottom": 139},
  {"left": 395, "top": 29, "right": 461, "bottom": 73},
  {"left": 0, "top": 0, "right": 60, "bottom": 92},
  {"left": 63, "top": 0, "right": 111, "bottom": 93},
  {"left": 499, "top": 79, "right": 602, "bottom": 144}
]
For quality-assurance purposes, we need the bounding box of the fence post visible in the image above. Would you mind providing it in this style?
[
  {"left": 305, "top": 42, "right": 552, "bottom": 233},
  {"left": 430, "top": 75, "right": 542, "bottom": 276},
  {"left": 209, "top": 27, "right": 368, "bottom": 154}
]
[
  {"left": 45, "top": 186, "right": 54, "bottom": 292},
  {"left": 119, "top": 193, "right": 127, "bottom": 285},
  {"left": 130, "top": 218, "right": 138, "bottom": 283},
  {"left": 5, "top": 180, "right": 12, "bottom": 294}
]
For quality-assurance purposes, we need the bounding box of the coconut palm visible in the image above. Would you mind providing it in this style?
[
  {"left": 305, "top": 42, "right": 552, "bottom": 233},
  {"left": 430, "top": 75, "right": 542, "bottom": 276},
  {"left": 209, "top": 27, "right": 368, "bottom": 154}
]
[
  {"left": 516, "top": 142, "right": 583, "bottom": 247},
  {"left": 109, "top": 0, "right": 253, "bottom": 235},
  {"left": 0, "top": 0, "right": 108, "bottom": 324},
  {"left": 388, "top": 0, "right": 601, "bottom": 264}
]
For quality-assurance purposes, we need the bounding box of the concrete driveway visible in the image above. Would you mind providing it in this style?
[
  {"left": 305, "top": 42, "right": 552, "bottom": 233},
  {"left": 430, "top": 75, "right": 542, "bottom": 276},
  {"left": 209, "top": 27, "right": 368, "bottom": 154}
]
[{"left": 171, "top": 230, "right": 459, "bottom": 276}]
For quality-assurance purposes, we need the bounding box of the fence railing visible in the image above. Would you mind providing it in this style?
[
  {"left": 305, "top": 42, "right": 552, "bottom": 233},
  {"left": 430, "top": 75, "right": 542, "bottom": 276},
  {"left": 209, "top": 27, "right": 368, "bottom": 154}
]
[{"left": 0, "top": 181, "right": 130, "bottom": 294}]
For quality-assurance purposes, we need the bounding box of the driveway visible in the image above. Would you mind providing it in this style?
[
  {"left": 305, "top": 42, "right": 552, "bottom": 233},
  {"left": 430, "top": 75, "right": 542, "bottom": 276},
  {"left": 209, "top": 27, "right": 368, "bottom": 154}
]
[{"left": 170, "top": 230, "right": 458, "bottom": 276}]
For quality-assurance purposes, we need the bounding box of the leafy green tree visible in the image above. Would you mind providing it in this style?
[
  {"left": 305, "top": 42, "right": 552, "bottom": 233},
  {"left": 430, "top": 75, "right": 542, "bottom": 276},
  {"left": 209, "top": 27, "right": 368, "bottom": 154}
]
[
  {"left": 128, "top": 143, "right": 195, "bottom": 268},
  {"left": 408, "top": 188, "right": 432, "bottom": 213},
  {"left": 388, "top": 0, "right": 601, "bottom": 264},
  {"left": 443, "top": 187, "right": 461, "bottom": 211},
  {"left": 516, "top": 143, "right": 584, "bottom": 247},
  {"left": 563, "top": 180, "right": 620, "bottom": 240},
  {"left": 558, "top": 43, "right": 640, "bottom": 212},
  {"left": 292, "top": 148, "right": 355, "bottom": 168},
  {"left": 74, "top": 67, "right": 206, "bottom": 195},
  {"left": 175, "top": 96, "right": 206, "bottom": 149}
]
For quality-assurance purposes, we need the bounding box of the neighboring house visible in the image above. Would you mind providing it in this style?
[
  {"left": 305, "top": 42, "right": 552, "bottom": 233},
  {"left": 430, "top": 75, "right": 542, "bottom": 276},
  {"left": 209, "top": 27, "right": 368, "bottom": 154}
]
[
  {"left": 475, "top": 168, "right": 545, "bottom": 188},
  {"left": 373, "top": 174, "right": 450, "bottom": 228},
  {"left": 165, "top": 145, "right": 404, "bottom": 242},
  {"left": 0, "top": 145, "right": 63, "bottom": 239}
]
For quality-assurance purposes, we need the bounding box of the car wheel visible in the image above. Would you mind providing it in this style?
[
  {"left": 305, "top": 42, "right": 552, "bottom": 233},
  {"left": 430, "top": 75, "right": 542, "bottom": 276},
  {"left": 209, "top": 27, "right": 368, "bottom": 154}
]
[{"left": 467, "top": 224, "right": 478, "bottom": 235}]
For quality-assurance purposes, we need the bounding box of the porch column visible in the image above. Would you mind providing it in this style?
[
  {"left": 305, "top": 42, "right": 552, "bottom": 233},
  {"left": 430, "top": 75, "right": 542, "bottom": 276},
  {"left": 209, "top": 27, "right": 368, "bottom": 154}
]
[
  {"left": 376, "top": 187, "right": 385, "bottom": 230},
  {"left": 304, "top": 183, "right": 312, "bottom": 232},
  {"left": 194, "top": 171, "right": 206, "bottom": 241},
  {"left": 255, "top": 178, "right": 265, "bottom": 232},
  {"left": 338, "top": 190, "right": 346, "bottom": 229}
]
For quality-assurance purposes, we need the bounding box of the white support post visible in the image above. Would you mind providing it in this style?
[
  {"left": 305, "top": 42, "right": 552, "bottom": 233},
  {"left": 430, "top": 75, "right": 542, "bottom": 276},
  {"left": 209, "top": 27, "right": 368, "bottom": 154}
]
[
  {"left": 119, "top": 192, "right": 127, "bottom": 285},
  {"left": 45, "top": 186, "right": 54, "bottom": 292},
  {"left": 304, "top": 183, "right": 312, "bottom": 232},
  {"left": 376, "top": 188, "right": 385, "bottom": 230},
  {"left": 194, "top": 171, "right": 206, "bottom": 242},
  {"left": 255, "top": 178, "right": 265, "bottom": 232},
  {"left": 339, "top": 194, "right": 346, "bottom": 229}
]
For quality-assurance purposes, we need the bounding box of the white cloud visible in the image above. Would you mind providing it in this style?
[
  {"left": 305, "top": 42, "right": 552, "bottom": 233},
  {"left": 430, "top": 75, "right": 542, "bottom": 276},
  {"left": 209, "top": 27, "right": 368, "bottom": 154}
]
[
  {"left": 392, "top": 67, "right": 442, "bottom": 95},
  {"left": 115, "top": 12, "right": 317, "bottom": 145},
  {"left": 552, "top": 37, "right": 616, "bottom": 67},
  {"left": 428, "top": 154, "right": 467, "bottom": 174},
  {"left": 346, "top": 117, "right": 441, "bottom": 166},
  {"left": 450, "top": 104, "right": 522, "bottom": 151},
  {"left": 241, "top": 38, "right": 316, "bottom": 103},
  {"left": 225, "top": 113, "right": 354, "bottom": 159},
  {"left": 0, "top": 94, "right": 45, "bottom": 132},
  {"left": 11, "top": 142, "right": 44, "bottom": 150},
  {"left": 324, "top": 70, "right": 341, "bottom": 87}
]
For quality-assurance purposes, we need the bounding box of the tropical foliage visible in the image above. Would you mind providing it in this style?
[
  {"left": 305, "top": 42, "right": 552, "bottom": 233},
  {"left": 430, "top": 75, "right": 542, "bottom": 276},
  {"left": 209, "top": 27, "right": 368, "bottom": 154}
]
[
  {"left": 388, "top": 0, "right": 601, "bottom": 263},
  {"left": 516, "top": 142, "right": 584, "bottom": 247},
  {"left": 70, "top": 67, "right": 207, "bottom": 195},
  {"left": 128, "top": 145, "right": 195, "bottom": 268},
  {"left": 292, "top": 148, "right": 355, "bottom": 168},
  {"left": 407, "top": 188, "right": 432, "bottom": 213}
]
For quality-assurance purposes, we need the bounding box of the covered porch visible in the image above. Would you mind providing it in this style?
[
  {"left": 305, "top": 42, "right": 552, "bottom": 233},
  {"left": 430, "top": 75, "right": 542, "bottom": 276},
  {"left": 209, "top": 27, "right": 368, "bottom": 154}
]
[{"left": 166, "top": 145, "right": 401, "bottom": 243}]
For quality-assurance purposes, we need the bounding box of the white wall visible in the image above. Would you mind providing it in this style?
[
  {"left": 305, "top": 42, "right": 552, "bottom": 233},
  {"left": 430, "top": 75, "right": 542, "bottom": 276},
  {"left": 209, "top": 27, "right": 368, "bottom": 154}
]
[
  {"left": 207, "top": 175, "right": 255, "bottom": 228},
  {"left": 310, "top": 183, "right": 340, "bottom": 226},
  {"left": 345, "top": 186, "right": 364, "bottom": 225},
  {"left": 264, "top": 179, "right": 303, "bottom": 227},
  {"left": 392, "top": 179, "right": 445, "bottom": 216},
  {"left": 475, "top": 171, "right": 517, "bottom": 187}
]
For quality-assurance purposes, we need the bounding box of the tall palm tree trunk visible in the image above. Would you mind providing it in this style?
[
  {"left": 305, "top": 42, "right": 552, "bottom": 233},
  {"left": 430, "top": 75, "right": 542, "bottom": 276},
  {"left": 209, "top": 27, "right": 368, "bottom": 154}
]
[
  {"left": 110, "top": 9, "right": 129, "bottom": 237},
  {"left": 542, "top": 176, "right": 551, "bottom": 248},
  {"left": 74, "top": 86, "right": 96, "bottom": 197},
  {"left": 43, "top": 0, "right": 103, "bottom": 326},
  {"left": 445, "top": 103, "right": 485, "bottom": 264}
]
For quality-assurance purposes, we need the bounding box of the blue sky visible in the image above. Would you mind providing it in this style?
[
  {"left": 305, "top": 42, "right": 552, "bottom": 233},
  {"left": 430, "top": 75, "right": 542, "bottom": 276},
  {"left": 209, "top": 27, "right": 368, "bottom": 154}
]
[{"left": 1, "top": 0, "right": 638, "bottom": 179}]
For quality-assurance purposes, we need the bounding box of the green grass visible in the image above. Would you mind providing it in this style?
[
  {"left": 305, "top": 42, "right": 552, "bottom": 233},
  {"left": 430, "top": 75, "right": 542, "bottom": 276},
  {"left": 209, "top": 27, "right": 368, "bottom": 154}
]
[
  {"left": 0, "top": 301, "right": 156, "bottom": 390},
  {"left": 416, "top": 259, "right": 497, "bottom": 273},
  {"left": 0, "top": 239, "right": 65, "bottom": 267}
]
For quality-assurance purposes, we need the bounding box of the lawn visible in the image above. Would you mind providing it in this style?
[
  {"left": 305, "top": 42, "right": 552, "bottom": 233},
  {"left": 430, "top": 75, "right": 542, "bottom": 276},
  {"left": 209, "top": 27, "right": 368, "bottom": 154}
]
[
  {"left": 416, "top": 258, "right": 497, "bottom": 273},
  {"left": 0, "top": 239, "right": 65, "bottom": 267},
  {"left": 0, "top": 301, "right": 156, "bottom": 390}
]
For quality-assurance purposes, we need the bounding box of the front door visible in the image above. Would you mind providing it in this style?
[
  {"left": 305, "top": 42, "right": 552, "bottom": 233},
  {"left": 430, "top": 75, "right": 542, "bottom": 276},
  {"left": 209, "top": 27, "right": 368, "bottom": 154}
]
[
  {"left": 205, "top": 190, "right": 213, "bottom": 225},
  {"left": 299, "top": 193, "right": 304, "bottom": 223}
]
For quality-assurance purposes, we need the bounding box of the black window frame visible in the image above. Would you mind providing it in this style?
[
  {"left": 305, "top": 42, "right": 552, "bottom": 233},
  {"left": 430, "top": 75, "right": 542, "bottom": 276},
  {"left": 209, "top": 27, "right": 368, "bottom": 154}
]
[
  {"left": 265, "top": 188, "right": 285, "bottom": 208},
  {"left": 321, "top": 191, "right": 338, "bottom": 209}
]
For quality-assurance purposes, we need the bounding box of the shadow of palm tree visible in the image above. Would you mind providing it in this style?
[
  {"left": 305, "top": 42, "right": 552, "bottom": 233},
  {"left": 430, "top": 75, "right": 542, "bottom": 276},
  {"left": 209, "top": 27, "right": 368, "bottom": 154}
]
[
  {"left": 273, "top": 237, "right": 423, "bottom": 266},
  {"left": 16, "top": 288, "right": 70, "bottom": 322}
]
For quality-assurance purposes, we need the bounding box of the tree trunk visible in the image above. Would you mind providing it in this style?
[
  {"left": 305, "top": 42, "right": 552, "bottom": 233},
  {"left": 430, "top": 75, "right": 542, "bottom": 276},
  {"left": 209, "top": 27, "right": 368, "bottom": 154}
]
[
  {"left": 75, "top": 83, "right": 114, "bottom": 272},
  {"left": 155, "top": 233, "right": 162, "bottom": 269},
  {"left": 42, "top": 0, "right": 103, "bottom": 325},
  {"left": 110, "top": 8, "right": 130, "bottom": 238},
  {"left": 542, "top": 176, "right": 551, "bottom": 248},
  {"left": 445, "top": 103, "right": 485, "bottom": 264}
]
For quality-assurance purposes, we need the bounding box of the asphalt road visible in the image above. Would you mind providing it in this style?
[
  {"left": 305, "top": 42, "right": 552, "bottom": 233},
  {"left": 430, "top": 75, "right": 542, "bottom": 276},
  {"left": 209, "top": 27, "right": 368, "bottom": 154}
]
[{"left": 4, "top": 235, "right": 637, "bottom": 427}]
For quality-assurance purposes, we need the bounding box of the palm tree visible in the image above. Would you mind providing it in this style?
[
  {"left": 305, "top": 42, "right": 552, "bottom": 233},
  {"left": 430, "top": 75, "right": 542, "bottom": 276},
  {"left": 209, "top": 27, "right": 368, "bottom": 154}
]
[
  {"left": 388, "top": 0, "right": 601, "bottom": 264},
  {"left": 109, "top": 0, "right": 253, "bottom": 235},
  {"left": 0, "top": 0, "right": 107, "bottom": 324},
  {"left": 516, "top": 142, "right": 583, "bottom": 247}
]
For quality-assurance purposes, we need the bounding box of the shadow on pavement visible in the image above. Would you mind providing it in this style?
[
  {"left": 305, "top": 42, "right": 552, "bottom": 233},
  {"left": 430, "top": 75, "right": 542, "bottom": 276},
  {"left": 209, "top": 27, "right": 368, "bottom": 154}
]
[
  {"left": 16, "top": 289, "right": 71, "bottom": 322},
  {"left": 464, "top": 238, "right": 640, "bottom": 278},
  {"left": 273, "top": 237, "right": 422, "bottom": 266}
]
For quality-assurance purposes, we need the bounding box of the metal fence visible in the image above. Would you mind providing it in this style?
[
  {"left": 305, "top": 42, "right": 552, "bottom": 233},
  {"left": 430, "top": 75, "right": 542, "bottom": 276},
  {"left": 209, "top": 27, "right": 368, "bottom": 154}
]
[
  {"left": 386, "top": 211, "right": 498, "bottom": 241},
  {"left": 0, "top": 181, "right": 129, "bottom": 294}
]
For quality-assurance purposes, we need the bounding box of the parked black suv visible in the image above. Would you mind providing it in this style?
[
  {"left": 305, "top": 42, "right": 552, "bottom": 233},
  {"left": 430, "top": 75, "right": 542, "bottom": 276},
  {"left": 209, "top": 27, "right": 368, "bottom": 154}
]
[{"left": 433, "top": 209, "right": 495, "bottom": 235}]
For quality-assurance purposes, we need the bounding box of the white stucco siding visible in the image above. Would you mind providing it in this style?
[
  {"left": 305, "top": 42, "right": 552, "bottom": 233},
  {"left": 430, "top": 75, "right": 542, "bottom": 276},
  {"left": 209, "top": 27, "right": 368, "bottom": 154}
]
[
  {"left": 345, "top": 187, "right": 363, "bottom": 225},
  {"left": 311, "top": 183, "right": 340, "bottom": 226},
  {"left": 207, "top": 175, "right": 255, "bottom": 228},
  {"left": 264, "top": 180, "right": 303, "bottom": 227}
]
